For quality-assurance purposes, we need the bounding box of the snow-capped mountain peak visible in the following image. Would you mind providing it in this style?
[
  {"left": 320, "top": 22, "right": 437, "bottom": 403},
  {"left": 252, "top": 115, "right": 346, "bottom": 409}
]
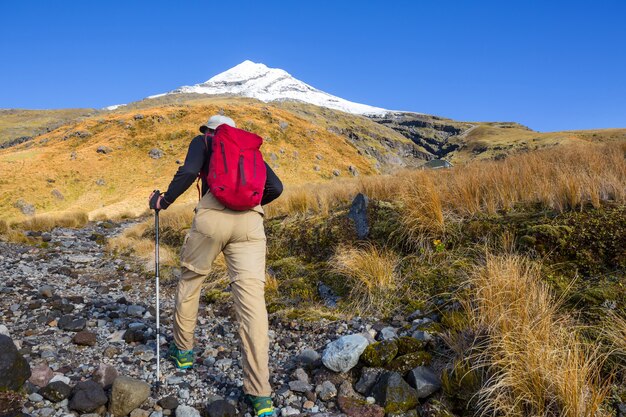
[{"left": 153, "top": 60, "right": 390, "bottom": 116}]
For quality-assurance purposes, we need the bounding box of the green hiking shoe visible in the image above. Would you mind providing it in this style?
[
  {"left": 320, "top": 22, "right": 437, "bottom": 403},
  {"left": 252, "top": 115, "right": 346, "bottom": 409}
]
[
  {"left": 245, "top": 394, "right": 275, "bottom": 417},
  {"left": 167, "top": 343, "right": 194, "bottom": 369}
]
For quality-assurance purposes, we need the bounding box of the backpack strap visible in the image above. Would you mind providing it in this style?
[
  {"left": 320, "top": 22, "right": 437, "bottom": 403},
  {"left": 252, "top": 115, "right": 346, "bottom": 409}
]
[{"left": 196, "top": 133, "right": 212, "bottom": 201}]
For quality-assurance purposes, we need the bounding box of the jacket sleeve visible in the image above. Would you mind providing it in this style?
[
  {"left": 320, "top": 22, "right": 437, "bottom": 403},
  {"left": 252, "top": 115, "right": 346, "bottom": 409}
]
[
  {"left": 261, "top": 163, "right": 284, "bottom": 205},
  {"left": 160, "top": 136, "right": 206, "bottom": 209}
]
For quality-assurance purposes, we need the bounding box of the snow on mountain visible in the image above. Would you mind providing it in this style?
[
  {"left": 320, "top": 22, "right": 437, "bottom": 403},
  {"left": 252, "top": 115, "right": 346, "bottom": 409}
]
[{"left": 151, "top": 60, "right": 391, "bottom": 116}]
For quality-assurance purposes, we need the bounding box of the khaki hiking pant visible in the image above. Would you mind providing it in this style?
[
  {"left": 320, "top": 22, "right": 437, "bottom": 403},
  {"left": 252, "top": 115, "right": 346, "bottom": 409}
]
[{"left": 173, "top": 192, "right": 270, "bottom": 396}]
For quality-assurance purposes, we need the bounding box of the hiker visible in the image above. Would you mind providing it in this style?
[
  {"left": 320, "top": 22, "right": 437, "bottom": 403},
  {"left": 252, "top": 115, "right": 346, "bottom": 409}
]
[{"left": 149, "top": 115, "right": 283, "bottom": 417}]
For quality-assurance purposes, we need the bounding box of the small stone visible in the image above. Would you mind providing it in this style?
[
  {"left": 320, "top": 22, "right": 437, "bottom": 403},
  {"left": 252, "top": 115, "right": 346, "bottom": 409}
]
[
  {"left": 158, "top": 396, "right": 179, "bottom": 410},
  {"left": 297, "top": 349, "right": 320, "bottom": 366},
  {"left": 315, "top": 380, "right": 337, "bottom": 401},
  {"left": 179, "top": 389, "right": 190, "bottom": 400},
  {"left": 96, "top": 146, "right": 112, "bottom": 154},
  {"left": 288, "top": 380, "right": 313, "bottom": 393},
  {"left": 303, "top": 400, "right": 315, "bottom": 409},
  {"left": 411, "top": 330, "right": 433, "bottom": 343},
  {"left": 72, "top": 331, "right": 97, "bottom": 346},
  {"left": 176, "top": 405, "right": 201, "bottom": 417},
  {"left": 378, "top": 327, "right": 398, "bottom": 341},
  {"left": 127, "top": 305, "right": 146, "bottom": 317},
  {"left": 38, "top": 285, "right": 55, "bottom": 298},
  {"left": 29, "top": 392, "right": 44, "bottom": 402},
  {"left": 280, "top": 406, "right": 300, "bottom": 417},
  {"left": 205, "top": 399, "right": 237, "bottom": 417},
  {"left": 28, "top": 364, "right": 53, "bottom": 388},
  {"left": 57, "top": 315, "right": 87, "bottom": 331},
  {"left": 149, "top": 148, "right": 164, "bottom": 159},
  {"left": 361, "top": 340, "right": 398, "bottom": 367},
  {"left": 131, "top": 409, "right": 152, "bottom": 417},
  {"left": 293, "top": 368, "right": 309, "bottom": 384}
]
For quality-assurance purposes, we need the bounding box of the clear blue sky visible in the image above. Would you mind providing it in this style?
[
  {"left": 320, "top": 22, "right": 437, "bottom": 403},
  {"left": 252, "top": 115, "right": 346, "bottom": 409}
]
[{"left": 1, "top": 1, "right": 625, "bottom": 132}]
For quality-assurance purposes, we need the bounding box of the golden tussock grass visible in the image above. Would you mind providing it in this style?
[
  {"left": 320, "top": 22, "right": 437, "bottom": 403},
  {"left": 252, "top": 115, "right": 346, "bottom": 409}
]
[
  {"left": 603, "top": 311, "right": 626, "bottom": 361},
  {"left": 266, "top": 143, "right": 625, "bottom": 228},
  {"left": 0, "top": 219, "right": 8, "bottom": 235},
  {"left": 17, "top": 211, "right": 89, "bottom": 232},
  {"left": 465, "top": 254, "right": 610, "bottom": 417},
  {"left": 329, "top": 243, "right": 402, "bottom": 316}
]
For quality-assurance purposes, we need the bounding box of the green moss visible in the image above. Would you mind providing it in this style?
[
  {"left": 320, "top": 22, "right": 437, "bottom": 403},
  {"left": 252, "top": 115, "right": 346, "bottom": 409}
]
[
  {"left": 396, "top": 336, "right": 425, "bottom": 356},
  {"left": 386, "top": 351, "right": 432, "bottom": 375},
  {"left": 361, "top": 340, "right": 399, "bottom": 367},
  {"left": 441, "top": 360, "right": 480, "bottom": 411},
  {"left": 204, "top": 289, "right": 230, "bottom": 304}
]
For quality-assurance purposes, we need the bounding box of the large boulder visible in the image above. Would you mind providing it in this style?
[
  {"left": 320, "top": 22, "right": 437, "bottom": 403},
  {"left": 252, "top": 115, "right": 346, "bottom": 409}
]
[
  {"left": 69, "top": 380, "right": 108, "bottom": 413},
  {"left": 348, "top": 193, "right": 369, "bottom": 239},
  {"left": 322, "top": 334, "right": 369, "bottom": 373},
  {"left": 361, "top": 340, "right": 398, "bottom": 367},
  {"left": 0, "top": 335, "right": 31, "bottom": 391},
  {"left": 406, "top": 366, "right": 441, "bottom": 398},
  {"left": 40, "top": 381, "right": 72, "bottom": 402},
  {"left": 396, "top": 336, "right": 425, "bottom": 356},
  {"left": 355, "top": 367, "right": 385, "bottom": 395},
  {"left": 109, "top": 376, "right": 151, "bottom": 416},
  {"left": 386, "top": 351, "right": 432, "bottom": 375},
  {"left": 371, "top": 372, "right": 419, "bottom": 414}
]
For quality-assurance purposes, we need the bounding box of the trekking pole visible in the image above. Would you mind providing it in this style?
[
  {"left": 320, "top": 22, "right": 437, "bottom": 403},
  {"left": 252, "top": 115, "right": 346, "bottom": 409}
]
[{"left": 154, "top": 194, "right": 161, "bottom": 392}]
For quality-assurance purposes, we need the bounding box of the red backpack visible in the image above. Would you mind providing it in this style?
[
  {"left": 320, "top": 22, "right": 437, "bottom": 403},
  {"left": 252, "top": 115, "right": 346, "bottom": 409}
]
[{"left": 203, "top": 124, "right": 267, "bottom": 210}]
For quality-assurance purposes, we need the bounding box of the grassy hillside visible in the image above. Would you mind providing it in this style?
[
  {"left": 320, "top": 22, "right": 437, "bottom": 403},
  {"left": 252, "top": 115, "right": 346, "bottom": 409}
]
[
  {"left": 0, "top": 108, "right": 96, "bottom": 147},
  {"left": 0, "top": 99, "right": 402, "bottom": 221}
]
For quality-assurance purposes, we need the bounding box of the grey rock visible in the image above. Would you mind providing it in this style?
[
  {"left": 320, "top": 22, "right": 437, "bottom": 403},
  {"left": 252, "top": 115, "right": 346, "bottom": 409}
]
[
  {"left": 348, "top": 165, "right": 359, "bottom": 176},
  {"left": 411, "top": 330, "right": 433, "bottom": 343},
  {"left": 149, "top": 148, "right": 164, "bottom": 159},
  {"left": 332, "top": 169, "right": 340, "bottom": 176},
  {"left": 322, "top": 334, "right": 369, "bottom": 373},
  {"left": 96, "top": 146, "right": 112, "bottom": 154},
  {"left": 39, "top": 407, "right": 55, "bottom": 417},
  {"left": 176, "top": 405, "right": 200, "bottom": 417},
  {"left": 130, "top": 409, "right": 151, "bottom": 417},
  {"left": 315, "top": 381, "right": 337, "bottom": 401},
  {"left": 355, "top": 367, "right": 385, "bottom": 396},
  {"left": 158, "top": 396, "right": 179, "bottom": 410},
  {"left": 348, "top": 193, "right": 369, "bottom": 239},
  {"left": 134, "top": 114, "right": 144, "bottom": 120},
  {"left": 0, "top": 334, "right": 31, "bottom": 390},
  {"left": 297, "top": 349, "right": 321, "bottom": 366},
  {"left": 0, "top": 324, "right": 9, "bottom": 337},
  {"left": 406, "top": 366, "right": 441, "bottom": 398},
  {"left": 110, "top": 376, "right": 151, "bottom": 416},
  {"left": 288, "top": 380, "right": 313, "bottom": 393},
  {"left": 95, "top": 178, "right": 106, "bottom": 186},
  {"left": 371, "top": 372, "right": 418, "bottom": 414},
  {"left": 214, "top": 358, "right": 232, "bottom": 371},
  {"left": 14, "top": 199, "right": 35, "bottom": 216},
  {"left": 58, "top": 315, "right": 87, "bottom": 331},
  {"left": 318, "top": 283, "right": 340, "bottom": 308},
  {"left": 378, "top": 327, "right": 398, "bottom": 341},
  {"left": 38, "top": 285, "right": 54, "bottom": 298},
  {"left": 127, "top": 305, "right": 146, "bottom": 317},
  {"left": 205, "top": 399, "right": 237, "bottom": 417},
  {"left": 29, "top": 392, "right": 44, "bottom": 402},
  {"left": 293, "top": 368, "right": 309, "bottom": 384},
  {"left": 69, "top": 380, "right": 108, "bottom": 413},
  {"left": 280, "top": 406, "right": 300, "bottom": 417}
]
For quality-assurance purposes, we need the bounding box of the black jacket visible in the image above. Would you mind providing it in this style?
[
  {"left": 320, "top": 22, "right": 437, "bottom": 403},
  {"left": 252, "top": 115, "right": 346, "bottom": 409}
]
[{"left": 160, "top": 134, "right": 283, "bottom": 209}]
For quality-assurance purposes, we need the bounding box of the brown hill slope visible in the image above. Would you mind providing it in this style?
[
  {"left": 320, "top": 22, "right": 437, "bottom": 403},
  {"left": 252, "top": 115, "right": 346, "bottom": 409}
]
[{"left": 0, "top": 98, "right": 428, "bottom": 221}]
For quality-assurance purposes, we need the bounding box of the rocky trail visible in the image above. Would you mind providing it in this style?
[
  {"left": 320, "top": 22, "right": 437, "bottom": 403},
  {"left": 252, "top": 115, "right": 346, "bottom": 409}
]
[{"left": 0, "top": 220, "right": 445, "bottom": 417}]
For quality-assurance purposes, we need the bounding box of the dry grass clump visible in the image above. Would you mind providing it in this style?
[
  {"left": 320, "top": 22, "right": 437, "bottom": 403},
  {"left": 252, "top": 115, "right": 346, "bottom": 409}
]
[
  {"left": 17, "top": 211, "right": 89, "bottom": 231},
  {"left": 329, "top": 243, "right": 402, "bottom": 316},
  {"left": 603, "top": 311, "right": 626, "bottom": 360},
  {"left": 465, "top": 254, "right": 610, "bottom": 417},
  {"left": 0, "top": 219, "right": 8, "bottom": 235}
]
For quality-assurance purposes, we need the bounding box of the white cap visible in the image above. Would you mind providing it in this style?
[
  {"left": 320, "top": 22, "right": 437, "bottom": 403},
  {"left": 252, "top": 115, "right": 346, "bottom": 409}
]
[{"left": 199, "top": 115, "right": 236, "bottom": 133}]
